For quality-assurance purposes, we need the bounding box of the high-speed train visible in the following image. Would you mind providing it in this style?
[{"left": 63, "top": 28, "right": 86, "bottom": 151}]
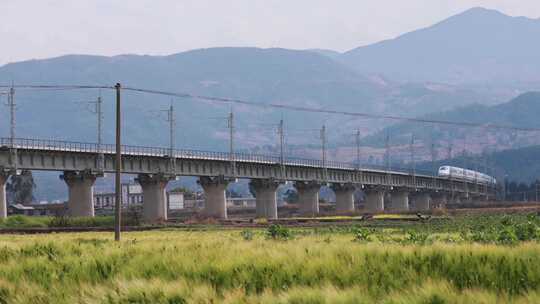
[{"left": 438, "top": 166, "right": 496, "bottom": 185}]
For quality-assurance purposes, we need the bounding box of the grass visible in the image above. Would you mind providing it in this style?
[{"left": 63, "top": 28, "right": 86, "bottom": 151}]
[
  {"left": 0, "top": 215, "right": 115, "bottom": 228},
  {"left": 0, "top": 216, "right": 539, "bottom": 303}
]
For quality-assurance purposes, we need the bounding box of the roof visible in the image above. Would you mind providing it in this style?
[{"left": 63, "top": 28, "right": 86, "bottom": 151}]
[{"left": 9, "top": 203, "right": 34, "bottom": 210}]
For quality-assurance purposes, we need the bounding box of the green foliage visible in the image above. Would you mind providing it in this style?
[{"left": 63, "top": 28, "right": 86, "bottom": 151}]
[
  {"left": 1, "top": 215, "right": 48, "bottom": 228},
  {"left": 496, "top": 226, "right": 519, "bottom": 245},
  {"left": 403, "top": 231, "right": 430, "bottom": 245},
  {"left": 6, "top": 170, "right": 36, "bottom": 204},
  {"left": 266, "top": 224, "right": 291, "bottom": 240},
  {"left": 352, "top": 227, "right": 372, "bottom": 242},
  {"left": 0, "top": 215, "right": 115, "bottom": 229},
  {"left": 515, "top": 221, "right": 539, "bottom": 241},
  {"left": 0, "top": 227, "right": 539, "bottom": 302},
  {"left": 458, "top": 215, "right": 540, "bottom": 245},
  {"left": 283, "top": 189, "right": 299, "bottom": 204},
  {"left": 48, "top": 216, "right": 114, "bottom": 227},
  {"left": 240, "top": 229, "right": 254, "bottom": 241}
]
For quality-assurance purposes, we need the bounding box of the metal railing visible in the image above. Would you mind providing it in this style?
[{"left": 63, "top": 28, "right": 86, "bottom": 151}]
[{"left": 1, "top": 137, "right": 436, "bottom": 177}]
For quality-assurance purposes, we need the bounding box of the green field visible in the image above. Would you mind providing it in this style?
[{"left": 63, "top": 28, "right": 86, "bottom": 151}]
[{"left": 0, "top": 215, "right": 539, "bottom": 303}]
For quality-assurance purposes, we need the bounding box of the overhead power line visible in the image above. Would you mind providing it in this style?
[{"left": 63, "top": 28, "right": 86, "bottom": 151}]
[
  {"left": 3, "top": 84, "right": 540, "bottom": 132},
  {"left": 120, "top": 86, "right": 540, "bottom": 132},
  {"left": 0, "top": 85, "right": 113, "bottom": 90}
]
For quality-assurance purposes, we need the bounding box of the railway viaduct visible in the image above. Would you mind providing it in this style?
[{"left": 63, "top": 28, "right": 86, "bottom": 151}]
[{"left": 0, "top": 138, "right": 495, "bottom": 222}]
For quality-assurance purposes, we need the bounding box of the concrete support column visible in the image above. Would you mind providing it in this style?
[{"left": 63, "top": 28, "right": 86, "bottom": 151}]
[
  {"left": 391, "top": 190, "right": 410, "bottom": 212},
  {"left": 136, "top": 173, "right": 174, "bottom": 223},
  {"left": 331, "top": 183, "right": 356, "bottom": 213},
  {"left": 0, "top": 171, "right": 9, "bottom": 219},
  {"left": 364, "top": 189, "right": 385, "bottom": 213},
  {"left": 198, "top": 176, "right": 231, "bottom": 219},
  {"left": 295, "top": 181, "right": 321, "bottom": 217},
  {"left": 412, "top": 192, "right": 431, "bottom": 211},
  {"left": 60, "top": 171, "right": 97, "bottom": 217},
  {"left": 250, "top": 179, "right": 280, "bottom": 219}
]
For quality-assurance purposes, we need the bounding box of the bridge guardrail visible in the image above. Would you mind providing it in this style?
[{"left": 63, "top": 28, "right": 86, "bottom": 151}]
[{"left": 1, "top": 137, "right": 435, "bottom": 177}]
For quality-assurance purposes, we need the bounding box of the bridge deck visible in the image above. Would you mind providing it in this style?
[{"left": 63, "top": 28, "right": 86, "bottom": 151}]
[{"left": 0, "top": 138, "right": 495, "bottom": 195}]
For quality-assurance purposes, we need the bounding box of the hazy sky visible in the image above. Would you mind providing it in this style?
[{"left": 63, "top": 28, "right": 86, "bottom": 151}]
[{"left": 1, "top": 0, "right": 540, "bottom": 65}]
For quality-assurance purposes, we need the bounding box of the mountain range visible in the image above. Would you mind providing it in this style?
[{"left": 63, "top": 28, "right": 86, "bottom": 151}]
[
  {"left": 0, "top": 47, "right": 502, "bottom": 153},
  {"left": 338, "top": 7, "right": 540, "bottom": 85}
]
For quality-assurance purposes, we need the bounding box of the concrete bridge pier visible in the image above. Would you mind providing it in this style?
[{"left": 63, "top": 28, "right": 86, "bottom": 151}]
[
  {"left": 136, "top": 173, "right": 174, "bottom": 223},
  {"left": 0, "top": 171, "right": 9, "bottom": 219},
  {"left": 60, "top": 171, "right": 98, "bottom": 217},
  {"left": 390, "top": 189, "right": 410, "bottom": 212},
  {"left": 198, "top": 176, "right": 231, "bottom": 219},
  {"left": 364, "top": 188, "right": 385, "bottom": 213},
  {"left": 412, "top": 192, "right": 431, "bottom": 211},
  {"left": 331, "top": 183, "right": 356, "bottom": 213},
  {"left": 250, "top": 179, "right": 280, "bottom": 219},
  {"left": 295, "top": 181, "right": 321, "bottom": 217}
]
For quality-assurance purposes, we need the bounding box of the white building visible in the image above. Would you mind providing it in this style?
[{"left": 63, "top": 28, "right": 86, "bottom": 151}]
[{"left": 94, "top": 183, "right": 184, "bottom": 210}]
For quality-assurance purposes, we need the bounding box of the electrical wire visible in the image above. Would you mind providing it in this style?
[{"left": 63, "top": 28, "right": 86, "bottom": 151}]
[{"left": 4, "top": 84, "right": 540, "bottom": 132}]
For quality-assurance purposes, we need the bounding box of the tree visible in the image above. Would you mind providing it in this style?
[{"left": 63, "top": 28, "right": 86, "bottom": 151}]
[
  {"left": 6, "top": 170, "right": 36, "bottom": 204},
  {"left": 226, "top": 188, "right": 242, "bottom": 198},
  {"left": 283, "top": 189, "right": 298, "bottom": 204},
  {"left": 248, "top": 183, "right": 256, "bottom": 198}
]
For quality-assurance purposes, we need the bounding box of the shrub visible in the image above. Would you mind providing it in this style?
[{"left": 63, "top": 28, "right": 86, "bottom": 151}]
[
  {"left": 515, "top": 221, "right": 539, "bottom": 241},
  {"left": 48, "top": 216, "right": 114, "bottom": 228},
  {"left": 48, "top": 214, "right": 70, "bottom": 227},
  {"left": 469, "top": 229, "right": 497, "bottom": 244},
  {"left": 404, "top": 231, "right": 430, "bottom": 245},
  {"left": 266, "top": 224, "right": 291, "bottom": 240},
  {"left": 496, "top": 226, "right": 519, "bottom": 245},
  {"left": 240, "top": 229, "right": 254, "bottom": 241},
  {"left": 2, "top": 215, "right": 48, "bottom": 228},
  {"left": 352, "top": 227, "right": 372, "bottom": 242}
]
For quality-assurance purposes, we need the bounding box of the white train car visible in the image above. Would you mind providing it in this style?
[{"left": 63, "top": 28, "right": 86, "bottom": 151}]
[{"left": 438, "top": 166, "right": 496, "bottom": 185}]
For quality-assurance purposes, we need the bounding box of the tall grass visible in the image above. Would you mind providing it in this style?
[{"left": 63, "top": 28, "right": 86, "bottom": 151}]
[
  {"left": 0, "top": 215, "right": 114, "bottom": 228},
  {"left": 0, "top": 230, "right": 539, "bottom": 303}
]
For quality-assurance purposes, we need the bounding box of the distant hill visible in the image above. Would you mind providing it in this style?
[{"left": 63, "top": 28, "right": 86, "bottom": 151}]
[
  {"left": 0, "top": 47, "right": 497, "bottom": 153},
  {"left": 340, "top": 7, "right": 540, "bottom": 84},
  {"left": 361, "top": 92, "right": 540, "bottom": 157},
  {"left": 416, "top": 144, "right": 540, "bottom": 183},
  {"left": 0, "top": 48, "right": 378, "bottom": 150},
  {"left": 306, "top": 49, "right": 342, "bottom": 59}
]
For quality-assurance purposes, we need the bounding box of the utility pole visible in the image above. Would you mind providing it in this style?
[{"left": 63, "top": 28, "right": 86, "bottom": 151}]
[
  {"left": 320, "top": 125, "right": 327, "bottom": 182},
  {"left": 165, "top": 102, "right": 176, "bottom": 172},
  {"left": 278, "top": 119, "right": 285, "bottom": 180},
  {"left": 447, "top": 139, "right": 454, "bottom": 201},
  {"left": 430, "top": 127, "right": 437, "bottom": 188},
  {"left": 228, "top": 111, "right": 236, "bottom": 178},
  {"left": 535, "top": 181, "right": 539, "bottom": 202},
  {"left": 410, "top": 134, "right": 416, "bottom": 189},
  {"left": 114, "top": 83, "right": 122, "bottom": 242},
  {"left": 355, "top": 129, "right": 361, "bottom": 170},
  {"left": 91, "top": 95, "right": 104, "bottom": 172},
  {"left": 8, "top": 86, "right": 17, "bottom": 172},
  {"left": 385, "top": 131, "right": 390, "bottom": 171},
  {"left": 484, "top": 151, "right": 491, "bottom": 200},
  {"left": 385, "top": 131, "right": 391, "bottom": 187}
]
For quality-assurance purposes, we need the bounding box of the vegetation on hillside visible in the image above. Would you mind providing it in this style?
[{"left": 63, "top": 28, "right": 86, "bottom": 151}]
[
  {"left": 415, "top": 144, "right": 540, "bottom": 184},
  {"left": 364, "top": 92, "right": 540, "bottom": 148}
]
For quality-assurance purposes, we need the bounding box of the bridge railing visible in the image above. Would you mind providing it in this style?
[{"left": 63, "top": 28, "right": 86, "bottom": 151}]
[{"left": 1, "top": 137, "right": 434, "bottom": 176}]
